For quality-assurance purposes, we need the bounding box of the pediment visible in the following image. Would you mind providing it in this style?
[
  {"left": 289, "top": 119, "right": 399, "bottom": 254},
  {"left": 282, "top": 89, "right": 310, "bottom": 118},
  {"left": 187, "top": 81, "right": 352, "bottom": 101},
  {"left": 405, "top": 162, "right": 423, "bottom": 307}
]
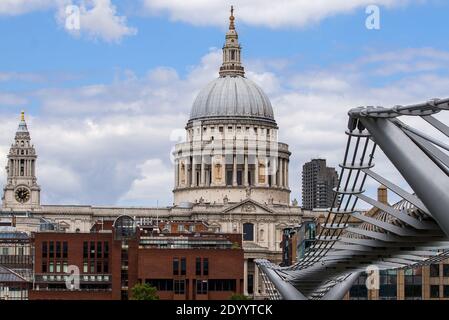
[{"left": 222, "top": 199, "right": 274, "bottom": 215}]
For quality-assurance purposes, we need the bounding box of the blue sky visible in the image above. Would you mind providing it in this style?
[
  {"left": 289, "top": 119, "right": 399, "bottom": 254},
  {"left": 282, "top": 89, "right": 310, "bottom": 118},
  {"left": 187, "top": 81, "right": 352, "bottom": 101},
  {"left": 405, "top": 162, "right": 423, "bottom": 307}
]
[{"left": 1, "top": 0, "right": 449, "bottom": 206}]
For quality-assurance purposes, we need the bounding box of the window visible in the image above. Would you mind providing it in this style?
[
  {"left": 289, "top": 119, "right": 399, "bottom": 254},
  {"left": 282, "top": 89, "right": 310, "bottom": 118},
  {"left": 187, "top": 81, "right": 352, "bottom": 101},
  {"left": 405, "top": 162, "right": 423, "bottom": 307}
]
[
  {"left": 104, "top": 242, "right": 109, "bottom": 259},
  {"left": 49, "top": 262, "right": 54, "bottom": 273},
  {"left": 97, "top": 242, "right": 102, "bottom": 258},
  {"left": 174, "top": 280, "right": 185, "bottom": 294},
  {"left": 189, "top": 225, "right": 195, "bottom": 233},
  {"left": 104, "top": 260, "right": 109, "bottom": 273},
  {"left": 379, "top": 270, "right": 397, "bottom": 300},
  {"left": 146, "top": 279, "right": 173, "bottom": 291},
  {"left": 83, "top": 241, "right": 88, "bottom": 259},
  {"left": 196, "top": 280, "right": 208, "bottom": 294},
  {"left": 83, "top": 262, "right": 88, "bottom": 273},
  {"left": 404, "top": 268, "right": 422, "bottom": 300},
  {"left": 219, "top": 127, "right": 223, "bottom": 133},
  {"left": 42, "top": 261, "right": 47, "bottom": 273},
  {"left": 196, "top": 258, "right": 201, "bottom": 276},
  {"left": 430, "top": 264, "right": 440, "bottom": 277},
  {"left": 443, "top": 264, "right": 449, "bottom": 277},
  {"left": 1, "top": 248, "right": 8, "bottom": 255},
  {"left": 173, "top": 258, "right": 179, "bottom": 276},
  {"left": 208, "top": 279, "right": 236, "bottom": 291},
  {"left": 63, "top": 242, "right": 68, "bottom": 259},
  {"left": 226, "top": 170, "right": 233, "bottom": 186},
  {"left": 430, "top": 285, "right": 440, "bottom": 298},
  {"left": 56, "top": 241, "right": 61, "bottom": 258},
  {"left": 203, "top": 258, "right": 209, "bottom": 276},
  {"left": 178, "top": 224, "right": 185, "bottom": 232},
  {"left": 97, "top": 261, "right": 102, "bottom": 273},
  {"left": 56, "top": 262, "right": 61, "bottom": 273},
  {"left": 90, "top": 261, "right": 95, "bottom": 273},
  {"left": 444, "top": 285, "right": 449, "bottom": 298},
  {"left": 63, "top": 262, "right": 68, "bottom": 273},
  {"left": 49, "top": 241, "right": 54, "bottom": 258},
  {"left": 243, "top": 223, "right": 254, "bottom": 241},
  {"left": 181, "top": 258, "right": 186, "bottom": 276},
  {"left": 90, "top": 241, "right": 95, "bottom": 258},
  {"left": 350, "top": 274, "right": 368, "bottom": 300},
  {"left": 42, "top": 242, "right": 47, "bottom": 258},
  {"left": 237, "top": 171, "right": 243, "bottom": 186}
]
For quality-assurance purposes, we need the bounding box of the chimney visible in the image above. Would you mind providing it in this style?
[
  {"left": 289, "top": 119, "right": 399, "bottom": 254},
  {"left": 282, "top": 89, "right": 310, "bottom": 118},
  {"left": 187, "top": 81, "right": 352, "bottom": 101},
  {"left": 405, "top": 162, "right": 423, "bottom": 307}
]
[{"left": 377, "top": 185, "right": 388, "bottom": 204}]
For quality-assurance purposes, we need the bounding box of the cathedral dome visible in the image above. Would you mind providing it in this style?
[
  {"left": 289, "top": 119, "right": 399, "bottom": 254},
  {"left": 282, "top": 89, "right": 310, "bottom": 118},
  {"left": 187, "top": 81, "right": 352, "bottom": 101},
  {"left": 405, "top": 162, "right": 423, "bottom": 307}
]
[
  {"left": 188, "top": 6, "right": 276, "bottom": 126},
  {"left": 189, "top": 75, "right": 275, "bottom": 124}
]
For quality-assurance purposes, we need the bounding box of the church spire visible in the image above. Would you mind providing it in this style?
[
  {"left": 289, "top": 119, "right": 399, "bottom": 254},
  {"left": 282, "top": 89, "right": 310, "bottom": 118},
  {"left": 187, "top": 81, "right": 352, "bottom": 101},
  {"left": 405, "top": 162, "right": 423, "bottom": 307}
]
[
  {"left": 219, "top": 6, "right": 245, "bottom": 77},
  {"left": 3, "top": 110, "right": 40, "bottom": 209}
]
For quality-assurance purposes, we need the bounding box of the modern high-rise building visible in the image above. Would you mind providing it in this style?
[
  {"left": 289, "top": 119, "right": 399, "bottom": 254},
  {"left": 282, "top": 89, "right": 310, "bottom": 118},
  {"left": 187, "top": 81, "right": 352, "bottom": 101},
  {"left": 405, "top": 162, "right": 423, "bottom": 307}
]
[{"left": 301, "top": 159, "right": 338, "bottom": 210}]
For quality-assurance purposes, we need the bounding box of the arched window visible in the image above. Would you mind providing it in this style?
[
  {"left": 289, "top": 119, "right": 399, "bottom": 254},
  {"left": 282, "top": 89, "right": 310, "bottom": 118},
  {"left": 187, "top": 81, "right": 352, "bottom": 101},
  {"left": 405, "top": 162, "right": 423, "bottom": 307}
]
[{"left": 243, "top": 223, "right": 254, "bottom": 241}]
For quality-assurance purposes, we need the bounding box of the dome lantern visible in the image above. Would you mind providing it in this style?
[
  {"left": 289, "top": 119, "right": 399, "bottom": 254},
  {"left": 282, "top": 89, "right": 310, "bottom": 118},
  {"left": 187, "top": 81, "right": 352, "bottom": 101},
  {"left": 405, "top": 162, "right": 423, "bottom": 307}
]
[{"left": 219, "top": 6, "right": 245, "bottom": 78}]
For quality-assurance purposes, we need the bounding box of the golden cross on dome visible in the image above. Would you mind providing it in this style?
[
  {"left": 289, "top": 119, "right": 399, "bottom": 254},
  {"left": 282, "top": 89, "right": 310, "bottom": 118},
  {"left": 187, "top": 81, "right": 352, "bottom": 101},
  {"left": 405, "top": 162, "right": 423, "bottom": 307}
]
[
  {"left": 21, "top": 110, "right": 25, "bottom": 121},
  {"left": 229, "top": 5, "right": 235, "bottom": 30}
]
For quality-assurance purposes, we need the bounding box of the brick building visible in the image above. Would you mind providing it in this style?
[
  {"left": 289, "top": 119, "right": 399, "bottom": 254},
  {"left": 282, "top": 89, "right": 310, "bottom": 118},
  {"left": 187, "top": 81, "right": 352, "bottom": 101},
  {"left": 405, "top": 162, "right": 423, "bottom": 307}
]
[{"left": 29, "top": 216, "right": 244, "bottom": 300}]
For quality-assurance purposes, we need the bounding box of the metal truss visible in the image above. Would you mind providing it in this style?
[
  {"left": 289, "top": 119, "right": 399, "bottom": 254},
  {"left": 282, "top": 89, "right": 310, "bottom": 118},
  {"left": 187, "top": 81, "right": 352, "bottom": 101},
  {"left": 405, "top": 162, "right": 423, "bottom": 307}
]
[{"left": 256, "top": 98, "right": 449, "bottom": 300}]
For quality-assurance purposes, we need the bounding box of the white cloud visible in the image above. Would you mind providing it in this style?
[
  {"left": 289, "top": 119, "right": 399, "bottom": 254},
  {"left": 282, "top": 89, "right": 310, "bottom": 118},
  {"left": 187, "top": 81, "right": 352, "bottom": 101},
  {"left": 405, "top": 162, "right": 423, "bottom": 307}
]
[
  {"left": 119, "top": 159, "right": 173, "bottom": 206},
  {"left": 0, "top": 0, "right": 61, "bottom": 15},
  {"left": 0, "top": 0, "right": 136, "bottom": 43},
  {"left": 0, "top": 93, "right": 28, "bottom": 106},
  {"left": 57, "top": 0, "right": 137, "bottom": 42},
  {"left": 56, "top": 0, "right": 137, "bottom": 42},
  {"left": 142, "top": 0, "right": 415, "bottom": 28}
]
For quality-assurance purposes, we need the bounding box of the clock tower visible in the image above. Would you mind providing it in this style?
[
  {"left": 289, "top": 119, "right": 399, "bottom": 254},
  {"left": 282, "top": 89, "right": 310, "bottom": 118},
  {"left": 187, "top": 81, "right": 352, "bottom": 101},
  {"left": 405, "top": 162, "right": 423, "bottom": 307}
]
[{"left": 2, "top": 111, "right": 41, "bottom": 210}]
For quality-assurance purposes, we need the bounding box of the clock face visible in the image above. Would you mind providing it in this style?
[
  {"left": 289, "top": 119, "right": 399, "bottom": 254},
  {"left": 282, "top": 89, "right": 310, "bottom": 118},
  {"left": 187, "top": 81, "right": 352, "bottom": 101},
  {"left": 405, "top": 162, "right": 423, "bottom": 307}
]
[{"left": 15, "top": 187, "right": 30, "bottom": 203}]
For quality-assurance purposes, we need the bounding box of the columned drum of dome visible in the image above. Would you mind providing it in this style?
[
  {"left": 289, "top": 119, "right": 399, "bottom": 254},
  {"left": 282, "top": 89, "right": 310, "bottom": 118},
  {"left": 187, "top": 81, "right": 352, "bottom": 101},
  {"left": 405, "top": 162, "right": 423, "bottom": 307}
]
[{"left": 173, "top": 8, "right": 291, "bottom": 206}]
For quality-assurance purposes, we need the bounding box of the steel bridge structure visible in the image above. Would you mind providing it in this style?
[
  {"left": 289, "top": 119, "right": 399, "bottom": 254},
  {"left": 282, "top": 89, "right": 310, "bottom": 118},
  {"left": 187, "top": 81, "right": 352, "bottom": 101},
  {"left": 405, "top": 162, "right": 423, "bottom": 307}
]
[{"left": 256, "top": 97, "right": 449, "bottom": 300}]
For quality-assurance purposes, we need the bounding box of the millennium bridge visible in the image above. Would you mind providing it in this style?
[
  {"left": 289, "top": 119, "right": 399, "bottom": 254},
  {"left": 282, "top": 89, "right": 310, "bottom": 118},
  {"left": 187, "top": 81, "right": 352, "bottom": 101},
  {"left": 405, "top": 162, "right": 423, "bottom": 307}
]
[{"left": 256, "top": 97, "right": 449, "bottom": 300}]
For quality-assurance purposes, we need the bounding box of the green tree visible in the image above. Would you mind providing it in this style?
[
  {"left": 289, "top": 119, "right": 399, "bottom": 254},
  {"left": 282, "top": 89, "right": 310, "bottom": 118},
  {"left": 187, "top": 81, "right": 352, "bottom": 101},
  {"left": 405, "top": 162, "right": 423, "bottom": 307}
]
[
  {"left": 131, "top": 283, "right": 160, "bottom": 300},
  {"left": 229, "top": 293, "right": 250, "bottom": 300},
  {"left": 231, "top": 242, "right": 240, "bottom": 249}
]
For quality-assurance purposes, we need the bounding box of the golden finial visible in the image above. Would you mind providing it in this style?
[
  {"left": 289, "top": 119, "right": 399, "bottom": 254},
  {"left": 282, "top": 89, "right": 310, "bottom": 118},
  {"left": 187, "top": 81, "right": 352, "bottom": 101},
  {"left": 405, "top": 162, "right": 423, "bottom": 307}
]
[
  {"left": 21, "top": 110, "right": 25, "bottom": 121},
  {"left": 229, "top": 5, "right": 235, "bottom": 30}
]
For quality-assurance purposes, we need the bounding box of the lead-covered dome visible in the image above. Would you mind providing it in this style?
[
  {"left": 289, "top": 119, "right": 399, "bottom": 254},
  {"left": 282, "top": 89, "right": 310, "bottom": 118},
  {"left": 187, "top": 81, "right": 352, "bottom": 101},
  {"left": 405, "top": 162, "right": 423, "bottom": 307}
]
[{"left": 189, "top": 75, "right": 275, "bottom": 124}]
